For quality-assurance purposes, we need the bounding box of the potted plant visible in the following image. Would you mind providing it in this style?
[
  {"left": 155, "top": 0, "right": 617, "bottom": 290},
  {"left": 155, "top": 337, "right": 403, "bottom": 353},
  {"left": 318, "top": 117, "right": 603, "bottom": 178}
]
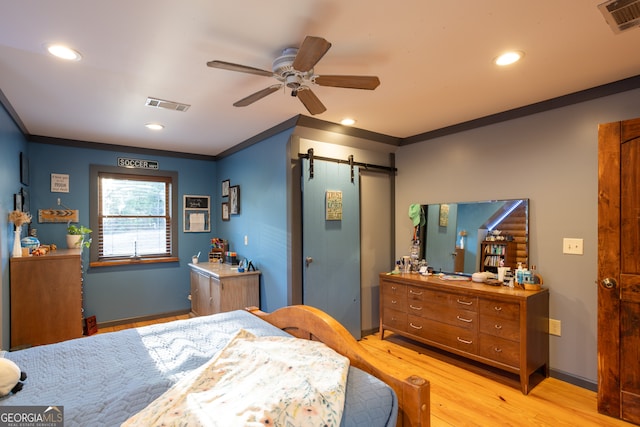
[{"left": 67, "top": 223, "right": 92, "bottom": 249}]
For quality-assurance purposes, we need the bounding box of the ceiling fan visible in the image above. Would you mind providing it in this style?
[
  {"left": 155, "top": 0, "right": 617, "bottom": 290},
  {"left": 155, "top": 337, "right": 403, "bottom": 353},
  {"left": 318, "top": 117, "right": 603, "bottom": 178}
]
[{"left": 206, "top": 36, "right": 380, "bottom": 115}]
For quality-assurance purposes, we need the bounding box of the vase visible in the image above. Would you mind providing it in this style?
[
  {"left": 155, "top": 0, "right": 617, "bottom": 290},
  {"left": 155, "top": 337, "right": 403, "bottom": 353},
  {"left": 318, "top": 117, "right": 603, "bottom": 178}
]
[
  {"left": 12, "top": 226, "right": 22, "bottom": 257},
  {"left": 66, "top": 234, "right": 83, "bottom": 249}
]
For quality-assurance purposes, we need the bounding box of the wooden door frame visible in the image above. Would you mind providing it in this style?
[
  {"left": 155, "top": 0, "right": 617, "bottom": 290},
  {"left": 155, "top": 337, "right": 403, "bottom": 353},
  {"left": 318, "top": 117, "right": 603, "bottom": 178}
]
[{"left": 597, "top": 120, "right": 622, "bottom": 417}]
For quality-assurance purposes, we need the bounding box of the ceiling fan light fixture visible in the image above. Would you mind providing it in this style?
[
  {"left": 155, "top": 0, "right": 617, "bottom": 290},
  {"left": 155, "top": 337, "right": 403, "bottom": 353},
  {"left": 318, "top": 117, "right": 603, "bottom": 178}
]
[
  {"left": 46, "top": 44, "right": 82, "bottom": 61},
  {"left": 145, "top": 123, "right": 164, "bottom": 131},
  {"left": 494, "top": 51, "right": 524, "bottom": 66},
  {"left": 341, "top": 118, "right": 356, "bottom": 126}
]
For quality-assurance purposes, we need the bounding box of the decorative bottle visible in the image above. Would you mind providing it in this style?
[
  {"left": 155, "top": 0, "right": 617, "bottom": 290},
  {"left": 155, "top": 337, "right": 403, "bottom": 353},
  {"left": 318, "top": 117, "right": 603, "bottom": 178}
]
[{"left": 12, "top": 226, "right": 22, "bottom": 257}]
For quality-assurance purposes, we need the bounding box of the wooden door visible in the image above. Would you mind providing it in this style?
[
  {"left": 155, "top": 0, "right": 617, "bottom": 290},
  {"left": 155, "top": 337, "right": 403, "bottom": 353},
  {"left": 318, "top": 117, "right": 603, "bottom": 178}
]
[{"left": 598, "top": 117, "right": 640, "bottom": 423}]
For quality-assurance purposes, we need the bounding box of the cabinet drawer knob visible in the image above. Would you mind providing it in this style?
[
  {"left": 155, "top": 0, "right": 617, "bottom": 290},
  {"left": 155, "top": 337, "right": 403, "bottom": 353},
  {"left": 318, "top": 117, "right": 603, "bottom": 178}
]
[
  {"left": 409, "top": 289, "right": 423, "bottom": 296},
  {"left": 456, "top": 337, "right": 473, "bottom": 344},
  {"left": 391, "top": 286, "right": 397, "bottom": 291},
  {"left": 409, "top": 304, "right": 423, "bottom": 311},
  {"left": 493, "top": 306, "right": 502, "bottom": 311},
  {"left": 391, "top": 299, "right": 398, "bottom": 304},
  {"left": 456, "top": 299, "right": 473, "bottom": 306},
  {"left": 494, "top": 324, "right": 503, "bottom": 330},
  {"left": 493, "top": 347, "right": 503, "bottom": 353},
  {"left": 456, "top": 315, "right": 472, "bottom": 323},
  {"left": 409, "top": 322, "right": 423, "bottom": 330}
]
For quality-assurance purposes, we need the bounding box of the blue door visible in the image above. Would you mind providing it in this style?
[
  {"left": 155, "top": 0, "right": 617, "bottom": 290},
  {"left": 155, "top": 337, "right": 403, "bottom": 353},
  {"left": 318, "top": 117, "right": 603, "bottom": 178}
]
[{"left": 302, "top": 158, "right": 361, "bottom": 339}]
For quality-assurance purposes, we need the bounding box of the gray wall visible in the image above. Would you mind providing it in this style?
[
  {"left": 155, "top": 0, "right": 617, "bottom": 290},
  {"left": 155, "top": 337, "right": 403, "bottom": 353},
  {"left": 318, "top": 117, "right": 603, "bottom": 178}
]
[{"left": 394, "top": 88, "right": 640, "bottom": 385}]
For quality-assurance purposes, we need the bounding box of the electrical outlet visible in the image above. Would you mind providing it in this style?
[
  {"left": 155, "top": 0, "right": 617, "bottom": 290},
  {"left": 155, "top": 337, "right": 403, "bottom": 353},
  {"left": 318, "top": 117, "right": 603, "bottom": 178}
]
[
  {"left": 244, "top": 235, "right": 248, "bottom": 246},
  {"left": 563, "top": 238, "right": 583, "bottom": 255},
  {"left": 549, "top": 319, "right": 561, "bottom": 336}
]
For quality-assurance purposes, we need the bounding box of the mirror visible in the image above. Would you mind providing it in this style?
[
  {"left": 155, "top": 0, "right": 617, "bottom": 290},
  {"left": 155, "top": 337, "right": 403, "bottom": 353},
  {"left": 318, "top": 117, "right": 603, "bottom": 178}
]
[{"left": 419, "top": 199, "right": 528, "bottom": 275}]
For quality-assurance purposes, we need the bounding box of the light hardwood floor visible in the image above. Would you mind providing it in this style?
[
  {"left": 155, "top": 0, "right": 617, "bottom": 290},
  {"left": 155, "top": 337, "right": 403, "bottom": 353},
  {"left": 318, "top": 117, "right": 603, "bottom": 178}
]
[{"left": 99, "top": 316, "right": 632, "bottom": 426}]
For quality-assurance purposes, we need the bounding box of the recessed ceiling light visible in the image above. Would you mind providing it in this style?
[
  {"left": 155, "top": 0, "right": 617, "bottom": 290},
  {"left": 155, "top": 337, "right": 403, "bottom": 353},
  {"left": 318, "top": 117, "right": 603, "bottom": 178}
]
[
  {"left": 145, "top": 123, "right": 164, "bottom": 131},
  {"left": 46, "top": 44, "right": 82, "bottom": 61},
  {"left": 341, "top": 118, "right": 356, "bottom": 126},
  {"left": 494, "top": 51, "right": 524, "bottom": 66}
]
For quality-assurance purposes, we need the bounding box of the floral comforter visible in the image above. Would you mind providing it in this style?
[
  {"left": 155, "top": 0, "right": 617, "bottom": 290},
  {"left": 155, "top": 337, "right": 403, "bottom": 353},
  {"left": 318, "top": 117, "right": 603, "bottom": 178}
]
[{"left": 123, "top": 329, "right": 350, "bottom": 426}]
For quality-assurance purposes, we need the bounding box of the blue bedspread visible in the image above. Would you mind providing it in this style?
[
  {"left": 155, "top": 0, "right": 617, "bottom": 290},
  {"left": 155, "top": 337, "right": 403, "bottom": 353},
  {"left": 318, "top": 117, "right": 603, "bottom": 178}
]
[{"left": 0, "top": 310, "right": 397, "bottom": 426}]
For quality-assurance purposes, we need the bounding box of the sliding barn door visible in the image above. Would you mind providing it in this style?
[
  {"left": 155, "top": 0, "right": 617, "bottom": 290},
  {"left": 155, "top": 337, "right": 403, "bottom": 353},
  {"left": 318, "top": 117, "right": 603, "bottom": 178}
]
[
  {"left": 302, "top": 158, "right": 361, "bottom": 339},
  {"left": 598, "top": 117, "right": 640, "bottom": 423}
]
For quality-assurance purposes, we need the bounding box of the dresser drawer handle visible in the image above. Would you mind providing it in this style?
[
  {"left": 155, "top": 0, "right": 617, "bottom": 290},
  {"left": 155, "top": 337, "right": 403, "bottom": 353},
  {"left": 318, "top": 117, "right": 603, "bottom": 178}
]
[
  {"left": 493, "top": 306, "right": 503, "bottom": 312},
  {"left": 456, "top": 299, "right": 473, "bottom": 306},
  {"left": 493, "top": 347, "right": 503, "bottom": 353},
  {"left": 456, "top": 315, "right": 472, "bottom": 323},
  {"left": 391, "top": 299, "right": 398, "bottom": 304},
  {"left": 391, "top": 286, "right": 397, "bottom": 291},
  {"left": 409, "top": 289, "right": 423, "bottom": 296},
  {"left": 409, "top": 304, "right": 423, "bottom": 311},
  {"left": 409, "top": 322, "right": 423, "bottom": 330},
  {"left": 456, "top": 337, "right": 473, "bottom": 344},
  {"left": 494, "top": 324, "right": 503, "bottom": 330}
]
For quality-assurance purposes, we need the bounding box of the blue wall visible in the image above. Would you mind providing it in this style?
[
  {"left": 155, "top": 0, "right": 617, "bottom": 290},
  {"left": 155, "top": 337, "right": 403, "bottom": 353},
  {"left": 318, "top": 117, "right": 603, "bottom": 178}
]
[
  {"left": 1, "top": 96, "right": 295, "bottom": 348},
  {"left": 28, "top": 142, "right": 216, "bottom": 323},
  {"left": 0, "top": 104, "right": 28, "bottom": 349},
  {"left": 215, "top": 129, "right": 293, "bottom": 312}
]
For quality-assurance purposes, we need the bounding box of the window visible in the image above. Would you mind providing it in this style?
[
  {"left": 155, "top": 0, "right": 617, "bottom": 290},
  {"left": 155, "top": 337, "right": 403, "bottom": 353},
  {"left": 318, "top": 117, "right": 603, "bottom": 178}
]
[{"left": 89, "top": 165, "right": 178, "bottom": 266}]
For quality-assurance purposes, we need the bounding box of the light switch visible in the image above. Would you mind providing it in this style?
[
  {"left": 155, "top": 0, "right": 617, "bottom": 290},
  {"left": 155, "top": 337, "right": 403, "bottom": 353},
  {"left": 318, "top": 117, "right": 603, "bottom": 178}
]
[
  {"left": 563, "top": 238, "right": 583, "bottom": 255},
  {"left": 244, "top": 235, "right": 248, "bottom": 246}
]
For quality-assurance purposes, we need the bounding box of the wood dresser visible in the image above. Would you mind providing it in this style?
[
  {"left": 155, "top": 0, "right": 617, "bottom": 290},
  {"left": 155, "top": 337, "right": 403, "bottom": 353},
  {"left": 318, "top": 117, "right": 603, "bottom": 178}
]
[
  {"left": 188, "top": 262, "right": 260, "bottom": 316},
  {"left": 380, "top": 272, "right": 549, "bottom": 394},
  {"left": 10, "top": 249, "right": 84, "bottom": 349}
]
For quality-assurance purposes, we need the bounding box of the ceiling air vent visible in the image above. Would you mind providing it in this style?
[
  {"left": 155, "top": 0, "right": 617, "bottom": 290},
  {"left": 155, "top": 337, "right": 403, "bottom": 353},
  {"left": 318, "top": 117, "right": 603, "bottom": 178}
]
[
  {"left": 145, "top": 97, "right": 190, "bottom": 112},
  {"left": 598, "top": 0, "right": 640, "bottom": 33}
]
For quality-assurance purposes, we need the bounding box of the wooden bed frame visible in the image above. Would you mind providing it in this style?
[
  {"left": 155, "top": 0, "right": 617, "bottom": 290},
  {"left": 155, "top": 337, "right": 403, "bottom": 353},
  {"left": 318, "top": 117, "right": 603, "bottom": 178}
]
[{"left": 247, "top": 305, "right": 430, "bottom": 426}]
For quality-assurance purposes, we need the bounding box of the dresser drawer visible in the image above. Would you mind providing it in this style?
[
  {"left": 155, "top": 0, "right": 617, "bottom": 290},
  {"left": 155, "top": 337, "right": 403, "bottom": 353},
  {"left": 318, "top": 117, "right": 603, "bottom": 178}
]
[
  {"left": 479, "top": 298, "right": 519, "bottom": 321},
  {"left": 408, "top": 301, "right": 477, "bottom": 330},
  {"left": 479, "top": 334, "right": 520, "bottom": 368},
  {"left": 407, "top": 315, "right": 477, "bottom": 354},
  {"left": 479, "top": 314, "right": 520, "bottom": 341},
  {"left": 382, "top": 307, "right": 407, "bottom": 332},
  {"left": 409, "top": 286, "right": 478, "bottom": 310},
  {"left": 382, "top": 281, "right": 407, "bottom": 297},
  {"left": 383, "top": 292, "right": 407, "bottom": 312}
]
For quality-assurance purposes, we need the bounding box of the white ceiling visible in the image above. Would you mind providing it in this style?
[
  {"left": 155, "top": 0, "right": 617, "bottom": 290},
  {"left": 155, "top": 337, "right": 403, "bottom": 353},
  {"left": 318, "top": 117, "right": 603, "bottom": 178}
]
[{"left": 1, "top": 1, "right": 639, "bottom": 156}]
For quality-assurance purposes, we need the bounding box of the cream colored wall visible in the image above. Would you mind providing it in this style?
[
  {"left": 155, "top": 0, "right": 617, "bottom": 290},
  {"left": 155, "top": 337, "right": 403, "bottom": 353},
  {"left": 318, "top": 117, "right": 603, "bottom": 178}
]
[{"left": 394, "top": 88, "right": 640, "bottom": 385}]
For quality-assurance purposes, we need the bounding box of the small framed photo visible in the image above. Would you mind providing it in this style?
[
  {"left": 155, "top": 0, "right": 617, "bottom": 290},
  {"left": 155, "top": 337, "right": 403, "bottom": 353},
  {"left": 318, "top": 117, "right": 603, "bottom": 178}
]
[
  {"left": 230, "top": 185, "right": 240, "bottom": 215},
  {"left": 221, "top": 202, "right": 230, "bottom": 221},
  {"left": 221, "top": 179, "right": 230, "bottom": 197},
  {"left": 21, "top": 187, "right": 30, "bottom": 213},
  {"left": 20, "top": 152, "right": 29, "bottom": 186},
  {"left": 14, "top": 193, "right": 23, "bottom": 212}
]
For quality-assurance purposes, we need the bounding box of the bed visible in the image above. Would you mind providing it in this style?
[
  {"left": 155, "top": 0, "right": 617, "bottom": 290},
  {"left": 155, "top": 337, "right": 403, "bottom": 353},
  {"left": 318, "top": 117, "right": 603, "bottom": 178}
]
[{"left": 0, "top": 305, "right": 429, "bottom": 426}]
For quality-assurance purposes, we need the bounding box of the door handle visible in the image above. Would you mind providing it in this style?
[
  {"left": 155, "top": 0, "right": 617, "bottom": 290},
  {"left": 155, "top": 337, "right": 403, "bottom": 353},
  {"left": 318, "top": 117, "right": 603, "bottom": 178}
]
[
  {"left": 305, "top": 257, "right": 313, "bottom": 267},
  {"left": 600, "top": 277, "right": 617, "bottom": 290}
]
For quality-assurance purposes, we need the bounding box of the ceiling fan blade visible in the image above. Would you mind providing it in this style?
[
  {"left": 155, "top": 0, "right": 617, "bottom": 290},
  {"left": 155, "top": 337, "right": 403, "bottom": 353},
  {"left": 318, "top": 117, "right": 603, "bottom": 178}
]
[
  {"left": 292, "top": 36, "right": 332, "bottom": 72},
  {"left": 207, "top": 60, "right": 273, "bottom": 77},
  {"left": 296, "top": 88, "right": 326, "bottom": 115},
  {"left": 314, "top": 75, "right": 380, "bottom": 90},
  {"left": 233, "top": 85, "right": 282, "bottom": 107}
]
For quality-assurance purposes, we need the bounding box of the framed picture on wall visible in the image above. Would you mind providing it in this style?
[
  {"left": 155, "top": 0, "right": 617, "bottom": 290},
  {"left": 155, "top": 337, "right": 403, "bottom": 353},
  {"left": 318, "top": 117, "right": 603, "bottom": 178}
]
[
  {"left": 230, "top": 185, "right": 240, "bottom": 215},
  {"left": 21, "top": 187, "right": 29, "bottom": 213},
  {"left": 183, "top": 195, "right": 211, "bottom": 232},
  {"left": 221, "top": 179, "right": 230, "bottom": 197},
  {"left": 20, "top": 152, "right": 29, "bottom": 186},
  {"left": 221, "top": 202, "right": 230, "bottom": 221}
]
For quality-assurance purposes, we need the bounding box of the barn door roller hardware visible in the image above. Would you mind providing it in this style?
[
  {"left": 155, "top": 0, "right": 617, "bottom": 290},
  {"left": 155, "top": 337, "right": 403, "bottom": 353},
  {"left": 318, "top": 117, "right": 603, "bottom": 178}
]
[{"left": 300, "top": 149, "right": 396, "bottom": 180}]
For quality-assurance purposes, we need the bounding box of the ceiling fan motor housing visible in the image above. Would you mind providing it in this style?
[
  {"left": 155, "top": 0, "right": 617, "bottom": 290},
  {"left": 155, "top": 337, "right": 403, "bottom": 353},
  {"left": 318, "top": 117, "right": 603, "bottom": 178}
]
[{"left": 273, "top": 48, "right": 313, "bottom": 88}]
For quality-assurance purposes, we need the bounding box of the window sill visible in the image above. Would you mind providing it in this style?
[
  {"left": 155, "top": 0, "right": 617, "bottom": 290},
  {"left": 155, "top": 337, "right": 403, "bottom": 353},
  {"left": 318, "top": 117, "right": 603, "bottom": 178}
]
[{"left": 89, "top": 257, "right": 179, "bottom": 268}]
